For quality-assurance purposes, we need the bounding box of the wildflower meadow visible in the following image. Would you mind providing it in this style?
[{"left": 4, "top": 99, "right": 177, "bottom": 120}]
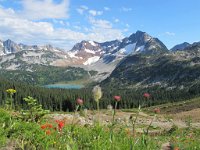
[{"left": 0, "top": 87, "right": 200, "bottom": 150}]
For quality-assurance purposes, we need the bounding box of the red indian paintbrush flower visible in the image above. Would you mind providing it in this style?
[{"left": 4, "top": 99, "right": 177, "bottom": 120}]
[
  {"left": 46, "top": 130, "right": 51, "bottom": 135},
  {"left": 143, "top": 93, "right": 150, "bottom": 99},
  {"left": 55, "top": 120, "right": 65, "bottom": 131},
  {"left": 40, "top": 123, "right": 53, "bottom": 130},
  {"left": 114, "top": 96, "right": 121, "bottom": 102},
  {"left": 41, "top": 125, "right": 46, "bottom": 129},
  {"left": 76, "top": 98, "right": 84, "bottom": 105}
]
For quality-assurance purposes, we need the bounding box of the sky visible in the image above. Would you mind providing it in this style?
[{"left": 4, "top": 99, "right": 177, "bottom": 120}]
[{"left": 0, "top": 0, "right": 200, "bottom": 50}]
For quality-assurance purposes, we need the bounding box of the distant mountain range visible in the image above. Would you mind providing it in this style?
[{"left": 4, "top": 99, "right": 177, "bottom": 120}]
[
  {"left": 170, "top": 42, "right": 191, "bottom": 51},
  {"left": 0, "top": 30, "right": 200, "bottom": 89}
]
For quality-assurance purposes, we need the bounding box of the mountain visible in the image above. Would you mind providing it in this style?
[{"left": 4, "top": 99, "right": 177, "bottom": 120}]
[
  {"left": 67, "top": 31, "right": 168, "bottom": 65},
  {"left": 0, "top": 31, "right": 168, "bottom": 67},
  {"left": 171, "top": 42, "right": 191, "bottom": 51},
  {"left": 101, "top": 44, "right": 200, "bottom": 89},
  {"left": 0, "top": 39, "right": 75, "bottom": 71},
  {"left": 0, "top": 39, "right": 64, "bottom": 55},
  {"left": 3, "top": 39, "right": 21, "bottom": 54},
  {"left": 0, "top": 40, "right": 4, "bottom": 56},
  {"left": 0, "top": 30, "right": 171, "bottom": 84},
  {"left": 1, "top": 30, "right": 200, "bottom": 89},
  {"left": 67, "top": 31, "right": 168, "bottom": 73}
]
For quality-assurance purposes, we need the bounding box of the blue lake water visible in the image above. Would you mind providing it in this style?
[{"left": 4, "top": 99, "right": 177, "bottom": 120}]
[{"left": 44, "top": 84, "right": 84, "bottom": 89}]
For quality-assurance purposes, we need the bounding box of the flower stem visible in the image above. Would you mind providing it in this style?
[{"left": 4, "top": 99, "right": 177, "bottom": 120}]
[
  {"left": 130, "top": 104, "right": 141, "bottom": 137},
  {"left": 146, "top": 114, "right": 156, "bottom": 135},
  {"left": 97, "top": 100, "right": 100, "bottom": 124},
  {"left": 71, "top": 105, "right": 79, "bottom": 132},
  {"left": 112, "top": 102, "right": 118, "bottom": 123},
  {"left": 110, "top": 101, "right": 118, "bottom": 146}
]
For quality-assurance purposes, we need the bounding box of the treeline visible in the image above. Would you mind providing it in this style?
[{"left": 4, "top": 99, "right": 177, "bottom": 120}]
[{"left": 0, "top": 78, "right": 200, "bottom": 111}]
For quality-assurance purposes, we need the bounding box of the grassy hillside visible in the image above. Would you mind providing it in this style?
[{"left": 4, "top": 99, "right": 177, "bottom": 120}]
[
  {"left": 146, "top": 97, "right": 200, "bottom": 114},
  {"left": 0, "top": 65, "right": 98, "bottom": 85}
]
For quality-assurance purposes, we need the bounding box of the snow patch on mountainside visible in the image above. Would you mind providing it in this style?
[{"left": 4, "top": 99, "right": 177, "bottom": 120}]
[
  {"left": 89, "top": 41, "right": 97, "bottom": 46},
  {"left": 119, "top": 43, "right": 136, "bottom": 54},
  {"left": 68, "top": 51, "right": 79, "bottom": 59},
  {"left": 148, "top": 45, "right": 156, "bottom": 49},
  {"left": 83, "top": 56, "right": 100, "bottom": 65},
  {"left": 4, "top": 48, "right": 12, "bottom": 54},
  {"left": 135, "top": 45, "right": 145, "bottom": 52},
  {"left": 52, "top": 48, "right": 61, "bottom": 52},
  {"left": 84, "top": 49, "right": 95, "bottom": 54}
]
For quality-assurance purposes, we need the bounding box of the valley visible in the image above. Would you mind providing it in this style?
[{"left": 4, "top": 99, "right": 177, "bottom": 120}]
[{"left": 1, "top": 30, "right": 200, "bottom": 91}]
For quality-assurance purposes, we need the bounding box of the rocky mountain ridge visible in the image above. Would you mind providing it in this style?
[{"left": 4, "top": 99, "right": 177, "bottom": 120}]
[
  {"left": 101, "top": 43, "right": 200, "bottom": 89},
  {"left": 1, "top": 30, "right": 200, "bottom": 87},
  {"left": 0, "top": 31, "right": 168, "bottom": 72}
]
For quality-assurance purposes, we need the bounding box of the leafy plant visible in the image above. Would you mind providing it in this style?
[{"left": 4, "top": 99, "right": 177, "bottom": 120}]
[
  {"left": 5, "top": 89, "right": 16, "bottom": 110},
  {"left": 20, "top": 96, "right": 49, "bottom": 122}
]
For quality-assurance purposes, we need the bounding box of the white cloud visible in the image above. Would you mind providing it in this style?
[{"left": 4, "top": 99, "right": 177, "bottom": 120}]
[
  {"left": 89, "top": 17, "right": 112, "bottom": 29},
  {"left": 86, "top": 17, "right": 124, "bottom": 42},
  {"left": 104, "top": 7, "right": 110, "bottom": 11},
  {"left": 52, "top": 19, "right": 69, "bottom": 26},
  {"left": 123, "top": 29, "right": 129, "bottom": 32},
  {"left": 121, "top": 7, "right": 132, "bottom": 12},
  {"left": 89, "top": 10, "right": 103, "bottom": 16},
  {"left": 0, "top": 4, "right": 124, "bottom": 50},
  {"left": 74, "top": 26, "right": 81, "bottom": 30},
  {"left": 114, "top": 19, "right": 119, "bottom": 23},
  {"left": 59, "top": 20, "right": 65, "bottom": 26},
  {"left": 65, "top": 22, "right": 70, "bottom": 26},
  {"left": 76, "top": 8, "right": 84, "bottom": 15},
  {"left": 77, "top": 5, "right": 88, "bottom": 15},
  {"left": 126, "top": 24, "right": 130, "bottom": 28},
  {"left": 21, "top": 0, "right": 70, "bottom": 20},
  {"left": 0, "top": 7, "right": 16, "bottom": 18},
  {"left": 165, "top": 32, "right": 175, "bottom": 36},
  {"left": 86, "top": 28, "right": 124, "bottom": 42}
]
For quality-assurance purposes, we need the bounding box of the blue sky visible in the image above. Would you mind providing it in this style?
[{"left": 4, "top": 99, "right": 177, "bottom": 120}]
[{"left": 0, "top": 0, "right": 199, "bottom": 50}]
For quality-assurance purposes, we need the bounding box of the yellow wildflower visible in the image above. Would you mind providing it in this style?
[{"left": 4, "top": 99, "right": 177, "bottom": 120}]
[{"left": 6, "top": 89, "right": 16, "bottom": 95}]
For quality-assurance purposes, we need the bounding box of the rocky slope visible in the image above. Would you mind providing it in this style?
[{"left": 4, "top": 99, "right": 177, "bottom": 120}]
[
  {"left": 68, "top": 31, "right": 168, "bottom": 67},
  {"left": 64, "top": 31, "right": 168, "bottom": 81},
  {"left": 101, "top": 43, "right": 200, "bottom": 89}
]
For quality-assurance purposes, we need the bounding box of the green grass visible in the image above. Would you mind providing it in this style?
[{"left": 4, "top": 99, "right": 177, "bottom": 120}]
[
  {"left": 145, "top": 97, "right": 200, "bottom": 114},
  {"left": 1, "top": 108, "right": 200, "bottom": 150}
]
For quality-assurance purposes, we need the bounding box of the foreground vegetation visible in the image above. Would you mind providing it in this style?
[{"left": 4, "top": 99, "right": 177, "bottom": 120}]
[
  {"left": 1, "top": 110, "right": 199, "bottom": 149},
  {"left": 0, "top": 88, "right": 200, "bottom": 149}
]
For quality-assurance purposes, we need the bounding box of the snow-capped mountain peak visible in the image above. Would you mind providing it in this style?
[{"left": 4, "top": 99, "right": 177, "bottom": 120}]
[
  {"left": 66, "top": 31, "right": 168, "bottom": 67},
  {"left": 0, "top": 31, "right": 169, "bottom": 69}
]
